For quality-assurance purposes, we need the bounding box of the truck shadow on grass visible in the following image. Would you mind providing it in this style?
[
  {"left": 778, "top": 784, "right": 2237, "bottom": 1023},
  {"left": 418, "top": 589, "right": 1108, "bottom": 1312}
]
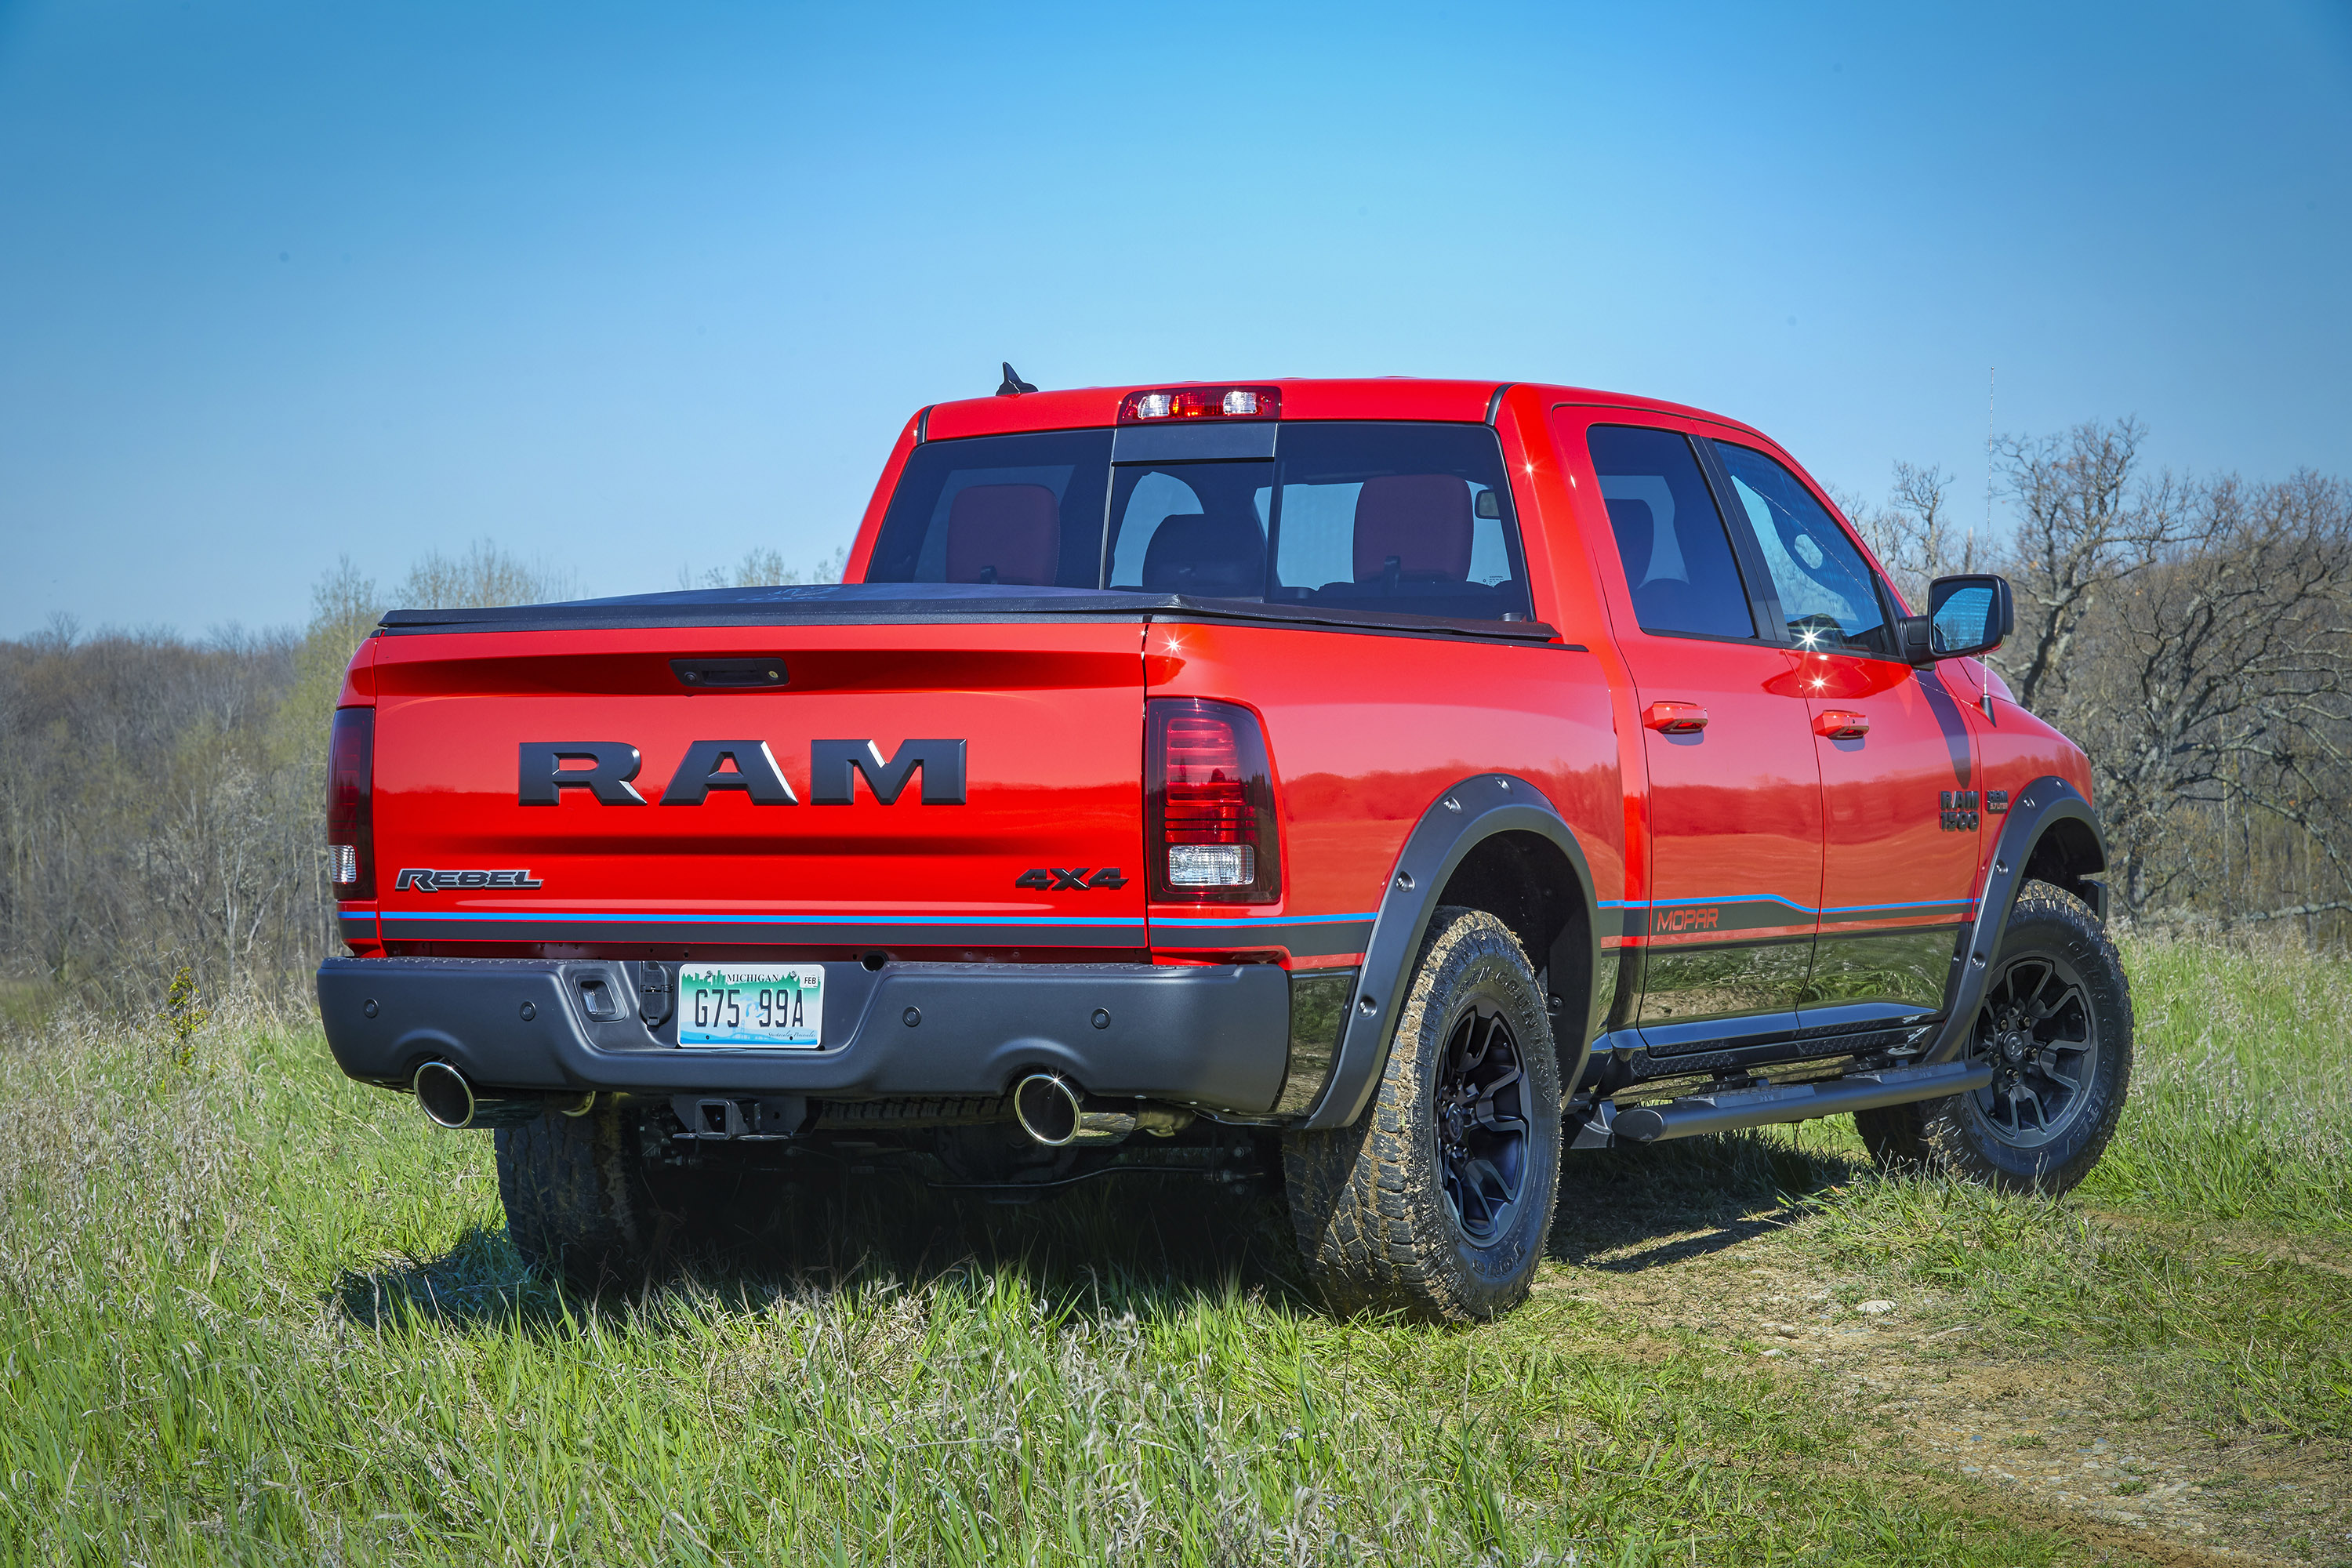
[
  {"left": 336, "top": 1128, "right": 1874, "bottom": 1334},
  {"left": 332, "top": 1171, "right": 1307, "bottom": 1334},
  {"left": 1548, "top": 1128, "right": 1871, "bottom": 1272},
  {"left": 335, "top": 1221, "right": 560, "bottom": 1332}
]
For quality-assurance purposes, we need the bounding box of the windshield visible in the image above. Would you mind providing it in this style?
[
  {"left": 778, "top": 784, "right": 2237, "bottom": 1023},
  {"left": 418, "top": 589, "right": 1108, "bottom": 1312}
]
[{"left": 866, "top": 422, "right": 1532, "bottom": 622}]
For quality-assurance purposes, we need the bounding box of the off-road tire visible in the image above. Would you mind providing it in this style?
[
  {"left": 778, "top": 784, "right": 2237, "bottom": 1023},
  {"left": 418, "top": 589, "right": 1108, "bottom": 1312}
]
[
  {"left": 495, "top": 1098, "right": 658, "bottom": 1290},
  {"left": 1856, "top": 880, "right": 2132, "bottom": 1194},
  {"left": 1281, "top": 906, "right": 1562, "bottom": 1323}
]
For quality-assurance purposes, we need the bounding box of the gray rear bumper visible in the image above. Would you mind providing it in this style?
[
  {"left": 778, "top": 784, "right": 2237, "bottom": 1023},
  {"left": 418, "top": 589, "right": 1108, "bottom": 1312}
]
[{"left": 316, "top": 956, "right": 1293, "bottom": 1114}]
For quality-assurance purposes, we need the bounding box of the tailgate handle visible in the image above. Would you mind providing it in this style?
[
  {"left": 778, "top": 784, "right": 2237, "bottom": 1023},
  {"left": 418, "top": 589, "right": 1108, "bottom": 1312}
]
[{"left": 671, "top": 657, "right": 789, "bottom": 690}]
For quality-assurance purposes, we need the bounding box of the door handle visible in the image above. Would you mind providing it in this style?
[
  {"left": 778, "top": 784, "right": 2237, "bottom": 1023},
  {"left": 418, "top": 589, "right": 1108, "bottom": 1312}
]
[
  {"left": 1813, "top": 710, "right": 1869, "bottom": 739},
  {"left": 1642, "top": 702, "right": 1708, "bottom": 734}
]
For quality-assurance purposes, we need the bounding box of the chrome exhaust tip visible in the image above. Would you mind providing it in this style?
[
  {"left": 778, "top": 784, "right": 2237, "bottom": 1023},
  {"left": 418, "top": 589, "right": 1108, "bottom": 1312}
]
[
  {"left": 413, "top": 1062, "right": 586, "bottom": 1130},
  {"left": 1012, "top": 1072, "right": 1090, "bottom": 1145},
  {"left": 1011, "top": 1073, "right": 1193, "bottom": 1147},
  {"left": 413, "top": 1060, "right": 478, "bottom": 1130}
]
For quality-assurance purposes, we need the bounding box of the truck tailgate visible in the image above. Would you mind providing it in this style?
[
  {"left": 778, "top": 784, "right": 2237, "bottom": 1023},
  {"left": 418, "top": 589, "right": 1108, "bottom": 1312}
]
[{"left": 365, "top": 622, "right": 1145, "bottom": 953}]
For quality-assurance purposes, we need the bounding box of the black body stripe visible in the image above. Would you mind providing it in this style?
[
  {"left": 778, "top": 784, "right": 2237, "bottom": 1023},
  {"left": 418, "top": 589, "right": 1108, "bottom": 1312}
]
[{"left": 1150, "top": 917, "right": 1374, "bottom": 958}]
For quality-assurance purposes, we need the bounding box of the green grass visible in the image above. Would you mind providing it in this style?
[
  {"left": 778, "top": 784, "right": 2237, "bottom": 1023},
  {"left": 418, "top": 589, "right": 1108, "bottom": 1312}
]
[
  {"left": 1803, "top": 935, "right": 2352, "bottom": 1446},
  {"left": 1806, "top": 1177, "right": 2352, "bottom": 1439},
  {"left": 2086, "top": 937, "right": 2352, "bottom": 1231},
  {"left": 0, "top": 931, "right": 2344, "bottom": 1563}
]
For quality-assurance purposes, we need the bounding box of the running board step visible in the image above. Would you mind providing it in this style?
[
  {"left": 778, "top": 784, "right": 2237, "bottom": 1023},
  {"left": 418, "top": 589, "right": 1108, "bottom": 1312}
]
[{"left": 1603, "top": 1059, "right": 1994, "bottom": 1145}]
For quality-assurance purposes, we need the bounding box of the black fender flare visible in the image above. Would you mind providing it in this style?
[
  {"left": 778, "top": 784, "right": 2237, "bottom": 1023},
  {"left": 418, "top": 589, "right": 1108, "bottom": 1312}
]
[
  {"left": 1925, "top": 775, "right": 2108, "bottom": 1065},
  {"left": 1295, "top": 772, "right": 1602, "bottom": 1130}
]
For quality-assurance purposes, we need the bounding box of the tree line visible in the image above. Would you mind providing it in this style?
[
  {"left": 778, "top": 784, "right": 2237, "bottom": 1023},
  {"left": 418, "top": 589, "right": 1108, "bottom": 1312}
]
[
  {"left": 3, "top": 433, "right": 2347, "bottom": 1012},
  {"left": 0, "top": 544, "right": 840, "bottom": 1011},
  {"left": 1843, "top": 419, "right": 2352, "bottom": 939}
]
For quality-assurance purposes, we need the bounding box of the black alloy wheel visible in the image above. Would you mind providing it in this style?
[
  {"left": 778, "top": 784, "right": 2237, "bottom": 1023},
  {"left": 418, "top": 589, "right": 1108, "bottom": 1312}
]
[
  {"left": 1433, "top": 1004, "right": 1530, "bottom": 1245},
  {"left": 1853, "top": 880, "right": 2132, "bottom": 1194},
  {"left": 1965, "top": 951, "right": 2100, "bottom": 1149},
  {"left": 1280, "top": 906, "right": 1563, "bottom": 1323}
]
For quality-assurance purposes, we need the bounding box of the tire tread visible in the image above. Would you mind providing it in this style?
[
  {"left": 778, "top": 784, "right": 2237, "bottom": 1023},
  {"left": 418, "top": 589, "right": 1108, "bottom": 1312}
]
[
  {"left": 1857, "top": 880, "right": 2132, "bottom": 1194},
  {"left": 1283, "top": 906, "right": 1560, "bottom": 1323},
  {"left": 495, "top": 1099, "right": 654, "bottom": 1289}
]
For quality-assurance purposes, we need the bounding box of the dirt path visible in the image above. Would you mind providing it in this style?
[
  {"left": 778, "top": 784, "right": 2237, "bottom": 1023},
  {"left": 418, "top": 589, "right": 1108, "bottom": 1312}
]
[{"left": 1543, "top": 1208, "right": 2348, "bottom": 1566}]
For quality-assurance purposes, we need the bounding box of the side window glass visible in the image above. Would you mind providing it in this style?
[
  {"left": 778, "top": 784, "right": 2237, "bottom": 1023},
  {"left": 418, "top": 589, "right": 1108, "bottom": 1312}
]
[
  {"left": 1584, "top": 425, "right": 1757, "bottom": 640},
  {"left": 1713, "top": 444, "right": 1890, "bottom": 656}
]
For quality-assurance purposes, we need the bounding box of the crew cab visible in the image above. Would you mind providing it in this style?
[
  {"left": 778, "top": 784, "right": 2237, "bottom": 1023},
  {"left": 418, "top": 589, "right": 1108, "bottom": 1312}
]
[{"left": 317, "top": 376, "right": 2132, "bottom": 1322}]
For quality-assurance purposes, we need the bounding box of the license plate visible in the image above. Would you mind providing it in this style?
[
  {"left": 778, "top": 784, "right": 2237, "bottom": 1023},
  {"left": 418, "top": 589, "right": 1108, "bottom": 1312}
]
[{"left": 677, "top": 964, "right": 826, "bottom": 1048}]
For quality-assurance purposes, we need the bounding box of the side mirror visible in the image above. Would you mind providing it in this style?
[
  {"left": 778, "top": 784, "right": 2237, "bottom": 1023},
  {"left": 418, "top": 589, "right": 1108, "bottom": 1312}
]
[
  {"left": 1926, "top": 574, "right": 2013, "bottom": 659},
  {"left": 1892, "top": 574, "right": 2013, "bottom": 666}
]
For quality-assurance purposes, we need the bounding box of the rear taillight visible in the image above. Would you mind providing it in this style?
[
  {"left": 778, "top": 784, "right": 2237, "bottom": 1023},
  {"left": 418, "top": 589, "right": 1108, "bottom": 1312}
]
[
  {"left": 327, "top": 707, "right": 376, "bottom": 901},
  {"left": 1148, "top": 698, "right": 1279, "bottom": 903},
  {"left": 1118, "top": 385, "right": 1280, "bottom": 423}
]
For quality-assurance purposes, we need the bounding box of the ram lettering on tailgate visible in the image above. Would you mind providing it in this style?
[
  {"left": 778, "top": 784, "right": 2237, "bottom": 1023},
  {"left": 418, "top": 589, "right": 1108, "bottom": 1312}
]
[{"left": 517, "top": 739, "right": 967, "bottom": 806}]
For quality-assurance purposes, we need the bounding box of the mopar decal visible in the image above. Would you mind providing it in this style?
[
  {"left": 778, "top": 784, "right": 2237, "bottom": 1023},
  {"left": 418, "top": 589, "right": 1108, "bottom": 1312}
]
[
  {"left": 1652, "top": 906, "right": 1721, "bottom": 935},
  {"left": 521, "top": 739, "right": 967, "bottom": 806}
]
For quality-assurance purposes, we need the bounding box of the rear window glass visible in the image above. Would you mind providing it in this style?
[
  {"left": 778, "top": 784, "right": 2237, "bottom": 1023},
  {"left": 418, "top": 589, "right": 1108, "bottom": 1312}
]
[
  {"left": 863, "top": 430, "right": 1113, "bottom": 589},
  {"left": 1106, "top": 462, "right": 1274, "bottom": 597},
  {"left": 1262, "top": 424, "right": 1527, "bottom": 620},
  {"left": 866, "top": 422, "right": 1532, "bottom": 622}
]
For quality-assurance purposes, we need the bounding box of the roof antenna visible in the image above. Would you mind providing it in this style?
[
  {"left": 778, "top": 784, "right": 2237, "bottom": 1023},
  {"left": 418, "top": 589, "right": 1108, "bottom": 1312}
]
[{"left": 996, "top": 361, "right": 1037, "bottom": 397}]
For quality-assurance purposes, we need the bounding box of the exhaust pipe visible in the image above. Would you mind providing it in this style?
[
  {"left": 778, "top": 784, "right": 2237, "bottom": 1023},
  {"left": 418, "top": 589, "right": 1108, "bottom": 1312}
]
[
  {"left": 1011, "top": 1072, "right": 1192, "bottom": 1147},
  {"left": 412, "top": 1061, "right": 592, "bottom": 1130}
]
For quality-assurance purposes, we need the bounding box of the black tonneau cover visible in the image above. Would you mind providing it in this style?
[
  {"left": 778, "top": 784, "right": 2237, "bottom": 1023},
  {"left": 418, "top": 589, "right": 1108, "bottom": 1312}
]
[{"left": 377, "top": 582, "right": 1563, "bottom": 643}]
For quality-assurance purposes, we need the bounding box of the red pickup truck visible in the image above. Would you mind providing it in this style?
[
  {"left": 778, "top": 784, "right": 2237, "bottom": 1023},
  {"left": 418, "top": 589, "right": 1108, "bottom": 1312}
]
[{"left": 318, "top": 376, "right": 2131, "bottom": 1322}]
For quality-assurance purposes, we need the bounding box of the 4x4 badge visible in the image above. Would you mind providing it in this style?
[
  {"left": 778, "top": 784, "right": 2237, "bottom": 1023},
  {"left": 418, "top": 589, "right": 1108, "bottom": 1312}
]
[{"left": 1014, "top": 867, "right": 1127, "bottom": 891}]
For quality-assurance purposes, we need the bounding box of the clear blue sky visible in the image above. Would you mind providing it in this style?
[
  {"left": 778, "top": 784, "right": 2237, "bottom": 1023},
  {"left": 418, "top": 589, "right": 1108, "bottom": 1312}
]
[{"left": 2, "top": 0, "right": 2347, "bottom": 639}]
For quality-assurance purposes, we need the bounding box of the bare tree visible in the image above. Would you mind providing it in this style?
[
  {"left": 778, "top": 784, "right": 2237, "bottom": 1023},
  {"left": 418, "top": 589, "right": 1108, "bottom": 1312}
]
[
  {"left": 0, "top": 628, "right": 311, "bottom": 1002},
  {"left": 1990, "top": 418, "right": 2180, "bottom": 715},
  {"left": 2071, "top": 471, "right": 2352, "bottom": 910},
  {"left": 397, "top": 540, "right": 579, "bottom": 610},
  {"left": 681, "top": 545, "right": 849, "bottom": 590},
  {"left": 1828, "top": 426, "right": 2352, "bottom": 935},
  {"left": 1842, "top": 463, "right": 1982, "bottom": 608}
]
